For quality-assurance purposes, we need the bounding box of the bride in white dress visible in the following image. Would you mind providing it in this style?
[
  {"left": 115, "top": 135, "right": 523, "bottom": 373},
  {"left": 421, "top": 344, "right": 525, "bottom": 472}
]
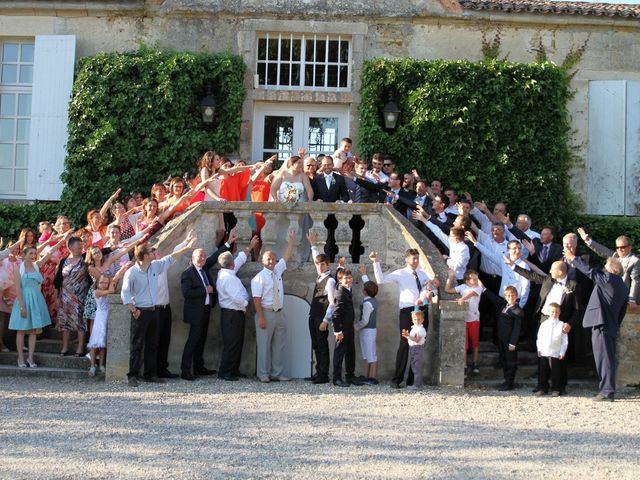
[{"left": 270, "top": 155, "right": 314, "bottom": 203}]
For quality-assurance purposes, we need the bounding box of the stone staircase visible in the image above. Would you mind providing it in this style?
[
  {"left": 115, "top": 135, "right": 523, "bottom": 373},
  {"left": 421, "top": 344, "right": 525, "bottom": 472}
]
[
  {"left": 0, "top": 327, "right": 90, "bottom": 379},
  {"left": 465, "top": 340, "right": 599, "bottom": 390}
]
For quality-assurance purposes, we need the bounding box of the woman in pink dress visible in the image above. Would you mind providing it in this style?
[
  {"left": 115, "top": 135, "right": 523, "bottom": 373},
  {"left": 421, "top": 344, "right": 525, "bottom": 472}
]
[
  {"left": 0, "top": 242, "right": 22, "bottom": 352},
  {"left": 39, "top": 216, "right": 71, "bottom": 325}
]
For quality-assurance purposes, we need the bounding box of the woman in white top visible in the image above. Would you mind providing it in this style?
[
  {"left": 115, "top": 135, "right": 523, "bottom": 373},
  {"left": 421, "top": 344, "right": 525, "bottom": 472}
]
[{"left": 270, "top": 155, "right": 314, "bottom": 203}]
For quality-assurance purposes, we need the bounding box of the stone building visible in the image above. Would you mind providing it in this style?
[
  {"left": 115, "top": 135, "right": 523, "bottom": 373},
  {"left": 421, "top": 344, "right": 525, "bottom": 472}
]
[{"left": 1, "top": 0, "right": 639, "bottom": 215}]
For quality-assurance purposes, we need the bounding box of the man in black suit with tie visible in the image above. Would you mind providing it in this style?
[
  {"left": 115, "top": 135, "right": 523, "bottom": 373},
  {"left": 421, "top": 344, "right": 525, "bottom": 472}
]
[
  {"left": 564, "top": 248, "right": 628, "bottom": 401},
  {"left": 311, "top": 155, "right": 349, "bottom": 261},
  {"left": 180, "top": 232, "right": 235, "bottom": 380}
]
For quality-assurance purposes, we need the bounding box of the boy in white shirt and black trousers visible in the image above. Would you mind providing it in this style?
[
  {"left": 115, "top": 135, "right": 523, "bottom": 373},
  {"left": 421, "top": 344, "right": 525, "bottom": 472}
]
[
  {"left": 402, "top": 308, "right": 427, "bottom": 390},
  {"left": 536, "top": 302, "right": 569, "bottom": 397}
]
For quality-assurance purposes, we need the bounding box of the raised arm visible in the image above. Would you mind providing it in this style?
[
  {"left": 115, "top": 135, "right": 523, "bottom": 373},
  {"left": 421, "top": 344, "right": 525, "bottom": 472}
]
[
  {"left": 577, "top": 227, "right": 614, "bottom": 259},
  {"left": 99, "top": 188, "right": 122, "bottom": 221},
  {"left": 512, "top": 263, "right": 547, "bottom": 285},
  {"left": 282, "top": 228, "right": 297, "bottom": 263}
]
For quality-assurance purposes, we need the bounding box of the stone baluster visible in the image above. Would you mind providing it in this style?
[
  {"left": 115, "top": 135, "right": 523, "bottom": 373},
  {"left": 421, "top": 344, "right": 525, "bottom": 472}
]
[
  {"left": 286, "top": 213, "right": 302, "bottom": 264},
  {"left": 233, "top": 209, "right": 253, "bottom": 251},
  {"left": 334, "top": 212, "right": 353, "bottom": 263},
  {"left": 308, "top": 211, "right": 329, "bottom": 248},
  {"left": 260, "top": 211, "right": 279, "bottom": 254},
  {"left": 358, "top": 213, "right": 372, "bottom": 262}
]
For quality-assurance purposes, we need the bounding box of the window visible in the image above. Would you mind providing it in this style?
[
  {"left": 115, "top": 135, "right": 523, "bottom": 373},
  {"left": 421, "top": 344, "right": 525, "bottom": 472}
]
[
  {"left": 0, "top": 41, "right": 33, "bottom": 196},
  {"left": 256, "top": 34, "right": 350, "bottom": 91}
]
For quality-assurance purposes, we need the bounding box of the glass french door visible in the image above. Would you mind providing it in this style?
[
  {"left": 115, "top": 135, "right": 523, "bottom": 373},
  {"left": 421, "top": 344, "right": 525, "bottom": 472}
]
[{"left": 252, "top": 103, "right": 349, "bottom": 164}]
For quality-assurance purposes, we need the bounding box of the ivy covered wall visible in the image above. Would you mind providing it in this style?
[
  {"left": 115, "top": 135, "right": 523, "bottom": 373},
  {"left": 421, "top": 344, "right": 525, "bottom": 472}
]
[
  {"left": 358, "top": 58, "right": 577, "bottom": 229},
  {"left": 60, "top": 47, "right": 245, "bottom": 225}
]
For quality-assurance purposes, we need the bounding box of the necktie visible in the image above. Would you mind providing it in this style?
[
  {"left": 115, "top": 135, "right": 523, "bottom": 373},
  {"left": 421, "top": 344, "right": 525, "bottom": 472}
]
[
  {"left": 325, "top": 174, "right": 332, "bottom": 190},
  {"left": 199, "top": 269, "right": 209, "bottom": 286},
  {"left": 412, "top": 270, "right": 422, "bottom": 295},
  {"left": 272, "top": 270, "right": 281, "bottom": 311},
  {"left": 540, "top": 245, "right": 549, "bottom": 263}
]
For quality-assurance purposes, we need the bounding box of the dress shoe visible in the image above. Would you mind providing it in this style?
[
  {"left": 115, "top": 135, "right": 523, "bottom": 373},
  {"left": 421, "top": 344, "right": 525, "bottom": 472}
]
[
  {"left": 390, "top": 382, "right": 403, "bottom": 389},
  {"left": 364, "top": 378, "right": 379, "bottom": 385},
  {"left": 195, "top": 367, "right": 217, "bottom": 376},
  {"left": 270, "top": 376, "right": 291, "bottom": 382},
  {"left": 231, "top": 371, "right": 247, "bottom": 378},
  {"left": 127, "top": 377, "right": 139, "bottom": 387},
  {"left": 535, "top": 390, "right": 547, "bottom": 396},
  {"left": 497, "top": 382, "right": 514, "bottom": 391},
  {"left": 551, "top": 391, "right": 561, "bottom": 397},
  {"left": 304, "top": 374, "right": 318, "bottom": 382},
  {"left": 593, "top": 393, "right": 614, "bottom": 402},
  {"left": 181, "top": 371, "right": 196, "bottom": 381},
  {"left": 218, "top": 374, "right": 239, "bottom": 382},
  {"left": 158, "top": 371, "right": 179, "bottom": 379},
  {"left": 333, "top": 379, "right": 350, "bottom": 388},
  {"left": 258, "top": 376, "right": 270, "bottom": 383},
  {"left": 143, "top": 377, "right": 167, "bottom": 384},
  {"left": 347, "top": 377, "right": 364, "bottom": 386},
  {"left": 531, "top": 386, "right": 542, "bottom": 393},
  {"left": 312, "top": 376, "right": 330, "bottom": 384}
]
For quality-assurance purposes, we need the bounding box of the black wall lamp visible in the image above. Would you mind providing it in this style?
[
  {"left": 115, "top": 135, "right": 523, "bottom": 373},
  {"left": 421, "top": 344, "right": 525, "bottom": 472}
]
[
  {"left": 199, "top": 85, "right": 217, "bottom": 123},
  {"left": 382, "top": 99, "right": 400, "bottom": 130}
]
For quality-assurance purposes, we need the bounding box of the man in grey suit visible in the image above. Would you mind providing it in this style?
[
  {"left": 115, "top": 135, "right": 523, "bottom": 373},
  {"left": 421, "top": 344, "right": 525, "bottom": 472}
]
[
  {"left": 577, "top": 228, "right": 640, "bottom": 311},
  {"left": 564, "top": 247, "right": 628, "bottom": 401}
]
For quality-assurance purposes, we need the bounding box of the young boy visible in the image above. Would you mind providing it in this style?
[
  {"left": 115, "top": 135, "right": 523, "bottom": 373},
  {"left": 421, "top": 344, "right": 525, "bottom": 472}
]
[
  {"left": 401, "top": 308, "right": 427, "bottom": 390},
  {"left": 332, "top": 137, "right": 353, "bottom": 171},
  {"left": 445, "top": 269, "right": 483, "bottom": 375},
  {"left": 536, "top": 303, "right": 569, "bottom": 397},
  {"left": 484, "top": 285, "right": 523, "bottom": 391},
  {"left": 355, "top": 264, "right": 379, "bottom": 385},
  {"left": 332, "top": 269, "right": 362, "bottom": 387}
]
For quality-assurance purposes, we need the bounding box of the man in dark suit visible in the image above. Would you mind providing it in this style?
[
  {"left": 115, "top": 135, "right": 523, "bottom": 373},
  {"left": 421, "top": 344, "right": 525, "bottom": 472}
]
[
  {"left": 513, "top": 260, "right": 581, "bottom": 390},
  {"left": 311, "top": 155, "right": 349, "bottom": 261},
  {"left": 385, "top": 172, "right": 416, "bottom": 218},
  {"left": 179, "top": 233, "right": 234, "bottom": 380},
  {"left": 564, "top": 248, "right": 628, "bottom": 401}
]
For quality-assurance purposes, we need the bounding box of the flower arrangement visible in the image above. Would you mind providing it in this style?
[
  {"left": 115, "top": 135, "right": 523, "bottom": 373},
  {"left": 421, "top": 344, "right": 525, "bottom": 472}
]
[{"left": 282, "top": 182, "right": 301, "bottom": 204}]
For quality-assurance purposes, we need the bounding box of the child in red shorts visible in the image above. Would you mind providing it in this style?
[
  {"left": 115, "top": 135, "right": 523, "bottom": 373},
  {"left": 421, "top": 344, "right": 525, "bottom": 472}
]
[{"left": 445, "top": 269, "right": 483, "bottom": 375}]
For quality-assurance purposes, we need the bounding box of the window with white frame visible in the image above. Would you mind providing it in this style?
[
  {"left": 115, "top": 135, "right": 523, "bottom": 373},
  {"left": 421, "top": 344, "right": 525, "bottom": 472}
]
[
  {"left": 0, "top": 41, "right": 33, "bottom": 196},
  {"left": 256, "top": 34, "right": 350, "bottom": 91}
]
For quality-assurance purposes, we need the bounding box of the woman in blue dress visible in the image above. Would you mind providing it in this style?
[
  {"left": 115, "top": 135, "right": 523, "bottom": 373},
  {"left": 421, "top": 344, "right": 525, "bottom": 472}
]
[{"left": 9, "top": 237, "right": 67, "bottom": 368}]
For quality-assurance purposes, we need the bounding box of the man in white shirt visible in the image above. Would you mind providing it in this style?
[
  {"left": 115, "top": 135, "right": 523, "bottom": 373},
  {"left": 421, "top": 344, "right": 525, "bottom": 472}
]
[
  {"left": 370, "top": 249, "right": 433, "bottom": 388},
  {"left": 216, "top": 236, "right": 260, "bottom": 381},
  {"left": 365, "top": 153, "right": 389, "bottom": 184},
  {"left": 251, "top": 230, "right": 296, "bottom": 383}
]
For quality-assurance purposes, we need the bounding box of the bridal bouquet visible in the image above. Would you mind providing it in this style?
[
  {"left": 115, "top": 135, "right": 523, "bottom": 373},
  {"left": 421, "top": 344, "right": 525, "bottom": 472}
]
[{"left": 282, "top": 183, "right": 301, "bottom": 204}]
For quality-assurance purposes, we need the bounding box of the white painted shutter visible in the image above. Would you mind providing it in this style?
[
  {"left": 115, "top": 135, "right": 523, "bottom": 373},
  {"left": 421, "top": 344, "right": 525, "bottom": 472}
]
[
  {"left": 625, "top": 82, "right": 640, "bottom": 216},
  {"left": 26, "top": 35, "right": 76, "bottom": 200}
]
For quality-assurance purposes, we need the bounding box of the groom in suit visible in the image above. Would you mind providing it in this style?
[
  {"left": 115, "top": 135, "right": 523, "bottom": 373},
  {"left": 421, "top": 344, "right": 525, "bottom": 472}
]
[
  {"left": 311, "top": 155, "right": 349, "bottom": 261},
  {"left": 180, "top": 232, "right": 235, "bottom": 380}
]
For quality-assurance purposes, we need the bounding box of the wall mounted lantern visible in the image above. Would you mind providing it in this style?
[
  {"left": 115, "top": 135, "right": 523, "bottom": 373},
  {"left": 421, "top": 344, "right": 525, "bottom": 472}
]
[
  {"left": 199, "top": 85, "right": 217, "bottom": 123},
  {"left": 382, "top": 99, "right": 400, "bottom": 130}
]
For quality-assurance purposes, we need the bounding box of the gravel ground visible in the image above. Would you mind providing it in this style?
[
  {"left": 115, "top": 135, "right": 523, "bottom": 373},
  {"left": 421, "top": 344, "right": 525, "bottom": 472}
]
[{"left": 1, "top": 377, "right": 639, "bottom": 479}]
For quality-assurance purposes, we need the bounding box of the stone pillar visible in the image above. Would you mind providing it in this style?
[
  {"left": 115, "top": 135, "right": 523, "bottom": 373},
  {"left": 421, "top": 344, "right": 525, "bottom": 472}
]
[
  {"left": 308, "top": 211, "right": 328, "bottom": 250},
  {"left": 286, "top": 212, "right": 302, "bottom": 264},
  {"left": 105, "top": 294, "right": 130, "bottom": 383},
  {"left": 617, "top": 312, "right": 640, "bottom": 387},
  {"left": 437, "top": 300, "right": 466, "bottom": 387}
]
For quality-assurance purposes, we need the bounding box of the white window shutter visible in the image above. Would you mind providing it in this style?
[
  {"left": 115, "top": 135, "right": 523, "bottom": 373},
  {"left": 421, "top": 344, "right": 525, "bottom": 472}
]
[
  {"left": 587, "top": 81, "right": 626, "bottom": 215},
  {"left": 26, "top": 35, "right": 76, "bottom": 201},
  {"left": 626, "top": 82, "right": 640, "bottom": 216}
]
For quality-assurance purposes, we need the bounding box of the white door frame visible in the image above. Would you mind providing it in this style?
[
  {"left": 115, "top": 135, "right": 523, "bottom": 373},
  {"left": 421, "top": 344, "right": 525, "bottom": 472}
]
[{"left": 251, "top": 102, "right": 350, "bottom": 162}]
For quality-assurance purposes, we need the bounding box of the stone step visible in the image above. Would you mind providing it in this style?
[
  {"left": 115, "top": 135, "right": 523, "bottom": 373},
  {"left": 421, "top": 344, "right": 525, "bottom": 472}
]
[
  {"left": 471, "top": 351, "right": 539, "bottom": 367},
  {"left": 0, "top": 364, "right": 89, "bottom": 380},
  {"left": 465, "top": 364, "right": 599, "bottom": 383},
  {"left": 34, "top": 338, "right": 78, "bottom": 354},
  {"left": 465, "top": 378, "right": 599, "bottom": 391},
  {"left": 0, "top": 351, "right": 90, "bottom": 369}
]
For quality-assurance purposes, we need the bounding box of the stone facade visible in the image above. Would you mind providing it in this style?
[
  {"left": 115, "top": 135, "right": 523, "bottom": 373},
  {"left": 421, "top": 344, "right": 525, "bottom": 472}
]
[{"left": 1, "top": 0, "right": 639, "bottom": 208}]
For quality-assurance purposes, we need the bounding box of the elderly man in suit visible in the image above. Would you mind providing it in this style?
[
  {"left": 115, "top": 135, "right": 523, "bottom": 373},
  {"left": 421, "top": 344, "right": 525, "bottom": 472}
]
[
  {"left": 179, "top": 231, "right": 237, "bottom": 381},
  {"left": 564, "top": 247, "right": 628, "bottom": 401},
  {"left": 311, "top": 155, "right": 349, "bottom": 261},
  {"left": 578, "top": 228, "right": 640, "bottom": 312}
]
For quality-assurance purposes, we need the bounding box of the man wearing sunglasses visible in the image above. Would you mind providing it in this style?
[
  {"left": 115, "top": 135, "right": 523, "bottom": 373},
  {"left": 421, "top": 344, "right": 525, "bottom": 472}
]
[{"left": 577, "top": 228, "right": 639, "bottom": 311}]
